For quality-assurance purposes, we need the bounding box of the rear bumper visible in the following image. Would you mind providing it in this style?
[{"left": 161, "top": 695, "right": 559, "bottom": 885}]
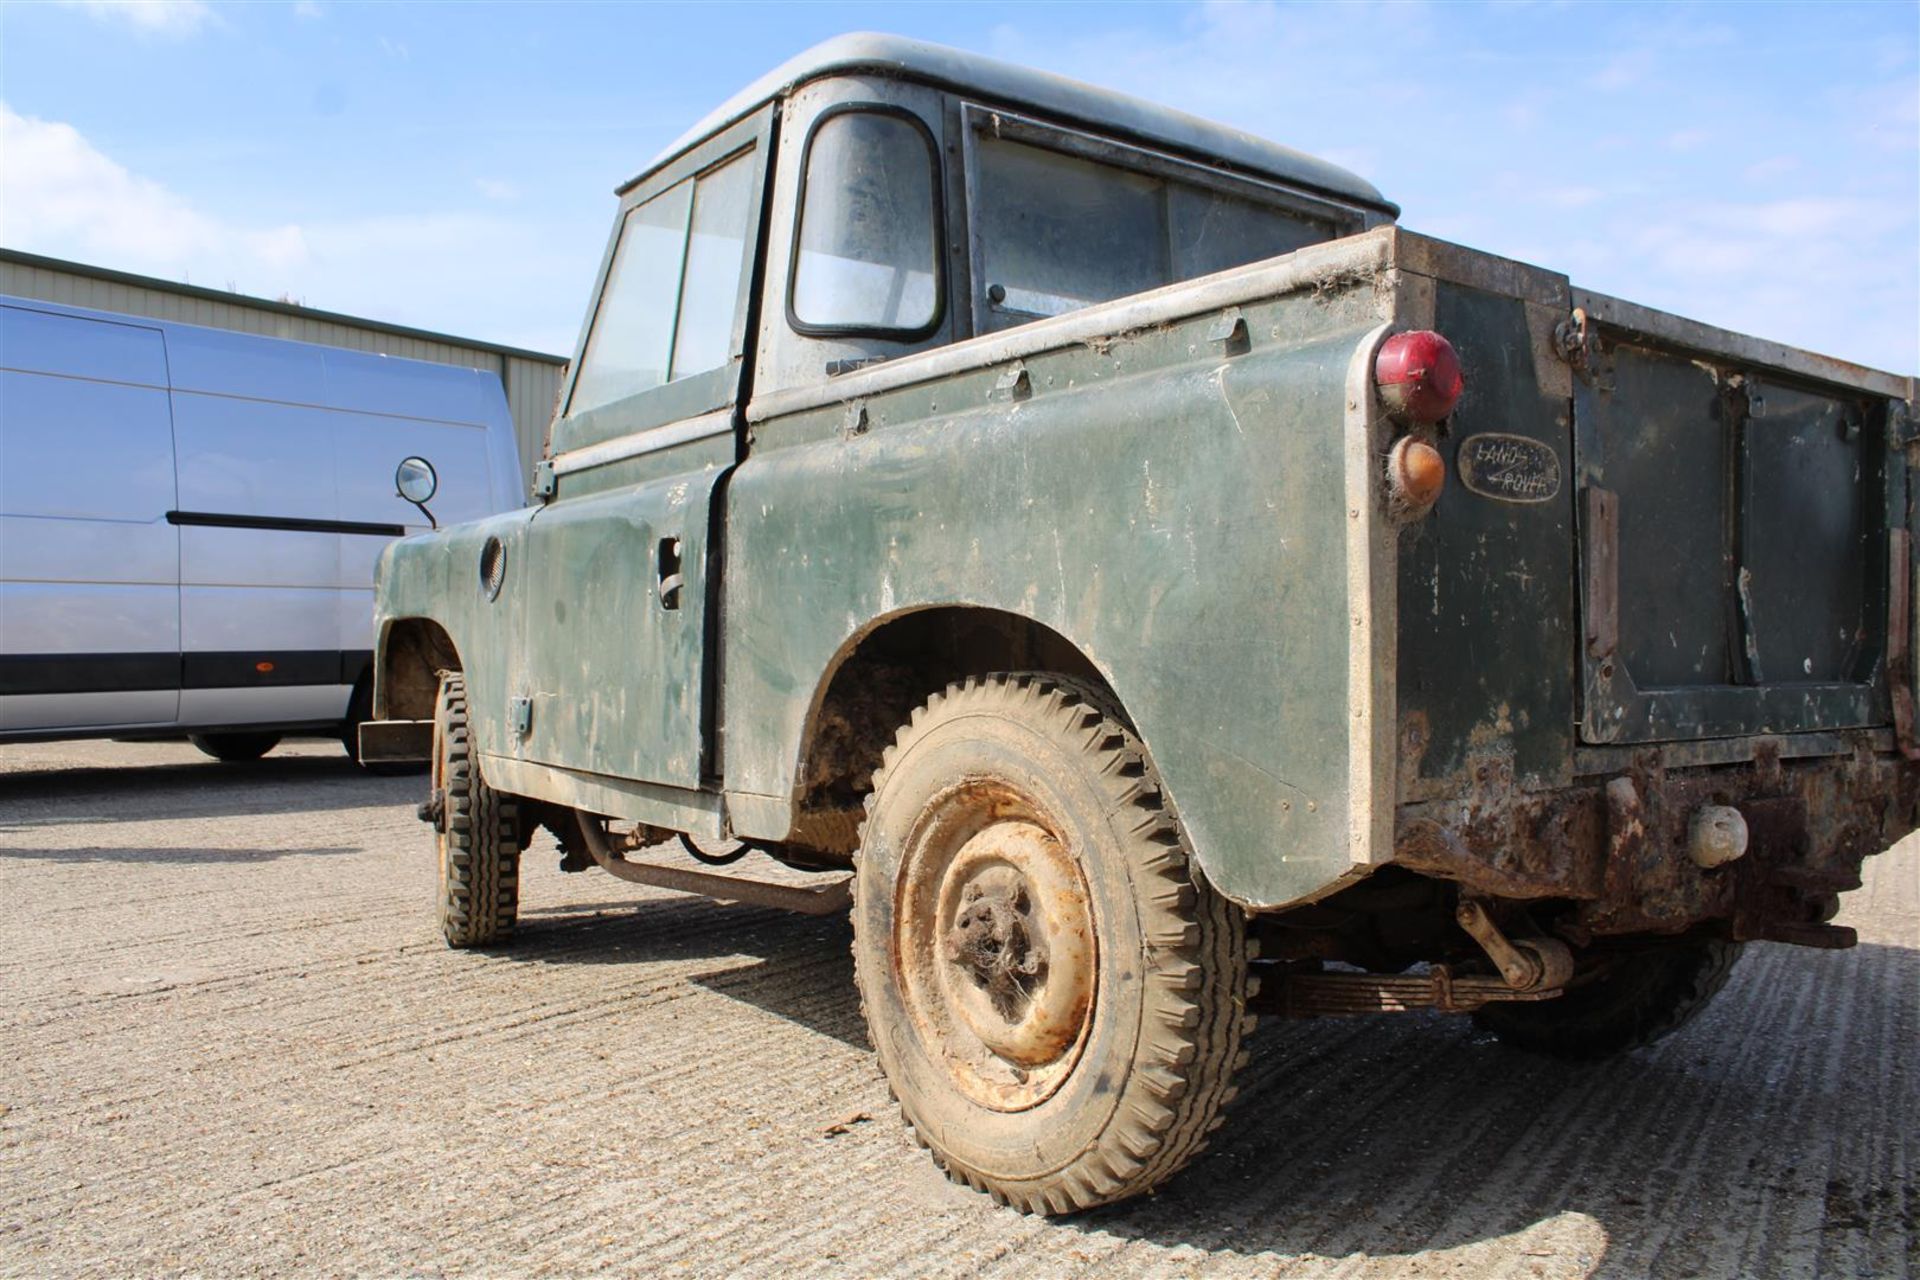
[
  {"left": 1391, "top": 734, "right": 1919, "bottom": 945},
  {"left": 358, "top": 718, "right": 432, "bottom": 764}
]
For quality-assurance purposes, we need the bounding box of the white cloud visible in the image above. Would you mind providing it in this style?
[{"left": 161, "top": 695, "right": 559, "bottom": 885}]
[
  {"left": 293, "top": 0, "right": 323, "bottom": 17},
  {"left": 0, "top": 104, "right": 307, "bottom": 273},
  {"left": 971, "top": 5, "right": 1916, "bottom": 372},
  {"left": 1589, "top": 49, "right": 1654, "bottom": 91},
  {"left": 56, "top": 0, "right": 213, "bottom": 36},
  {"left": 0, "top": 103, "right": 580, "bottom": 353},
  {"left": 1743, "top": 155, "right": 1800, "bottom": 182}
]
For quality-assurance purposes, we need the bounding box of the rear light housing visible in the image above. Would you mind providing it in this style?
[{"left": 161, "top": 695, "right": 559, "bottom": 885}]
[
  {"left": 1387, "top": 436, "right": 1447, "bottom": 514},
  {"left": 1375, "top": 330, "right": 1463, "bottom": 423}
]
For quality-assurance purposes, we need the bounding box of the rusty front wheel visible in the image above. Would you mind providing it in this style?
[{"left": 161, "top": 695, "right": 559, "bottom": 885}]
[{"left": 853, "top": 673, "right": 1251, "bottom": 1215}]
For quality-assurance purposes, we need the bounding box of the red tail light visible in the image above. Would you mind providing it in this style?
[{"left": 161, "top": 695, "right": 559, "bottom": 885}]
[{"left": 1375, "top": 330, "right": 1463, "bottom": 422}]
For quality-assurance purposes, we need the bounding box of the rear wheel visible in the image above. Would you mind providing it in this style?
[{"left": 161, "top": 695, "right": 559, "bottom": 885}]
[
  {"left": 853, "top": 673, "right": 1251, "bottom": 1215},
  {"left": 188, "top": 732, "right": 280, "bottom": 762},
  {"left": 430, "top": 673, "right": 520, "bottom": 947},
  {"left": 1472, "top": 939, "right": 1743, "bottom": 1060}
]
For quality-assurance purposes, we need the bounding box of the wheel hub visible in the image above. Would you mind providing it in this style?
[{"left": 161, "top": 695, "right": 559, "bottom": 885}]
[
  {"left": 946, "top": 868, "right": 1050, "bottom": 1032},
  {"left": 898, "top": 791, "right": 1097, "bottom": 1111}
]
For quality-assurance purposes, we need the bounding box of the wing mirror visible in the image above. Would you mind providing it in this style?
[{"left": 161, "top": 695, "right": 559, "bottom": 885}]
[{"left": 395, "top": 456, "right": 439, "bottom": 529}]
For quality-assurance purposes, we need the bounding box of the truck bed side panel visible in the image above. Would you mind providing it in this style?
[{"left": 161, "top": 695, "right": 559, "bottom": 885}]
[{"left": 725, "top": 288, "right": 1386, "bottom": 907}]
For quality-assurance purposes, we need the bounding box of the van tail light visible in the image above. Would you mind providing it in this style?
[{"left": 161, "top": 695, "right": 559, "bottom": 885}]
[{"left": 1375, "top": 330, "right": 1463, "bottom": 423}]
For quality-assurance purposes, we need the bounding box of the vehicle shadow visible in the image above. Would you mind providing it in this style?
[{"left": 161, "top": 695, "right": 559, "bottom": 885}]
[
  {"left": 0, "top": 843, "right": 363, "bottom": 865},
  {"left": 505, "top": 891, "right": 1917, "bottom": 1274},
  {"left": 508, "top": 894, "right": 868, "bottom": 1050},
  {"left": 0, "top": 752, "right": 421, "bottom": 825}
]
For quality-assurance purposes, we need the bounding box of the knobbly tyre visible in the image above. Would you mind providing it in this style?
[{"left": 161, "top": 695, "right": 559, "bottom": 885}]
[{"left": 361, "top": 35, "right": 1920, "bottom": 1214}]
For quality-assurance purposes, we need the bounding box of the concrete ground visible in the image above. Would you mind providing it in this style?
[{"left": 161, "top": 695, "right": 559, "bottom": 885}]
[{"left": 1, "top": 737, "right": 1914, "bottom": 1279}]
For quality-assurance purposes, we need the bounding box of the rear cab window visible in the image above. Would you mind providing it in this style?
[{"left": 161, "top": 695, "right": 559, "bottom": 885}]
[{"left": 963, "top": 108, "right": 1359, "bottom": 333}]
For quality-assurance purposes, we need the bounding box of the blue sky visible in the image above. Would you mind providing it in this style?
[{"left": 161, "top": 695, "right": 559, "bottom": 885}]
[{"left": 2, "top": 1, "right": 1915, "bottom": 371}]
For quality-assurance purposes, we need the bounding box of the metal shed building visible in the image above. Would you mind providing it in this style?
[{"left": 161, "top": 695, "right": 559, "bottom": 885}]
[{"left": 0, "top": 248, "right": 566, "bottom": 492}]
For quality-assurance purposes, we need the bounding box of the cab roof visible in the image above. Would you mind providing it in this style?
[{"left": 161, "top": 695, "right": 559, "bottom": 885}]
[{"left": 630, "top": 32, "right": 1396, "bottom": 215}]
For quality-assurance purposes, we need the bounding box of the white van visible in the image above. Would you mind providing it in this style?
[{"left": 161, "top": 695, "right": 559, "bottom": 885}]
[{"left": 0, "top": 296, "right": 524, "bottom": 764}]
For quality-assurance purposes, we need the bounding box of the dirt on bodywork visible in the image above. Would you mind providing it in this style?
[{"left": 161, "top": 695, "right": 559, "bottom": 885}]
[{"left": 1391, "top": 732, "right": 1916, "bottom": 946}]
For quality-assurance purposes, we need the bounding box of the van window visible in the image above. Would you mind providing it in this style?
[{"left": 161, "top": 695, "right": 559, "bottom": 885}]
[
  {"left": 974, "top": 134, "right": 1338, "bottom": 332},
  {"left": 790, "top": 110, "right": 940, "bottom": 335},
  {"left": 569, "top": 149, "right": 755, "bottom": 415}
]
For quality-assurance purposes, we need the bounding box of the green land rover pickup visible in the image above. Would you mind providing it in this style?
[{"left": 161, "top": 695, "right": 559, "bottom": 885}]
[{"left": 361, "top": 34, "right": 1920, "bottom": 1213}]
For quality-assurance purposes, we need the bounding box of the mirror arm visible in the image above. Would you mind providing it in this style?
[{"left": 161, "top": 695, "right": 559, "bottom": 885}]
[{"left": 405, "top": 498, "right": 437, "bottom": 530}]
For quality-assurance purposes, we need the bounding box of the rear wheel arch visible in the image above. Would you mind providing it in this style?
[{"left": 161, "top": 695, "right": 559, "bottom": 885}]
[{"left": 784, "top": 607, "right": 1121, "bottom": 856}]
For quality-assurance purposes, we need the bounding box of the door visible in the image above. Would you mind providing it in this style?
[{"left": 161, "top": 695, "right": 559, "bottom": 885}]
[
  {"left": 510, "top": 109, "right": 770, "bottom": 789},
  {"left": 0, "top": 303, "right": 181, "bottom": 733}
]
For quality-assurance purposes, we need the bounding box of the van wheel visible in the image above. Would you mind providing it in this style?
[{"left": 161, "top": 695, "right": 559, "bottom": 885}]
[
  {"left": 852, "top": 673, "right": 1251, "bottom": 1215},
  {"left": 1472, "top": 939, "right": 1743, "bottom": 1060},
  {"left": 431, "top": 673, "right": 520, "bottom": 947},
  {"left": 188, "top": 732, "right": 280, "bottom": 762}
]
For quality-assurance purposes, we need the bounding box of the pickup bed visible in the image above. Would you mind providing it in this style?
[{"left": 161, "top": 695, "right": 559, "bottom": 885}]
[{"left": 362, "top": 34, "right": 1918, "bottom": 1215}]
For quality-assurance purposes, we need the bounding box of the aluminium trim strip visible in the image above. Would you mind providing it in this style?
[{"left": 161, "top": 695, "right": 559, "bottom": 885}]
[{"left": 546, "top": 408, "right": 735, "bottom": 477}]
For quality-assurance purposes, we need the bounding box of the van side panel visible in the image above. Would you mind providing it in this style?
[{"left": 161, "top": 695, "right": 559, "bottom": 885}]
[
  {"left": 0, "top": 305, "right": 181, "bottom": 732},
  {"left": 3, "top": 296, "right": 524, "bottom": 741},
  {"left": 160, "top": 324, "right": 518, "bottom": 729},
  {"left": 324, "top": 352, "right": 518, "bottom": 667},
  {"left": 169, "top": 364, "right": 354, "bottom": 727}
]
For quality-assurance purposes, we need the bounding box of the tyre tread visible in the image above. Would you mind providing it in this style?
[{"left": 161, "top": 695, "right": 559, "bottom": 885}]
[{"left": 853, "top": 671, "right": 1250, "bottom": 1215}]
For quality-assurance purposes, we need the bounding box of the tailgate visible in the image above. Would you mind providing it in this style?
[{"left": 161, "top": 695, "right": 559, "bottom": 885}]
[{"left": 1567, "top": 291, "right": 1914, "bottom": 744}]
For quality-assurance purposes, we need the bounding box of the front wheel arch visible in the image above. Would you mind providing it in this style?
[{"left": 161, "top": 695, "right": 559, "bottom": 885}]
[{"left": 376, "top": 617, "right": 461, "bottom": 722}]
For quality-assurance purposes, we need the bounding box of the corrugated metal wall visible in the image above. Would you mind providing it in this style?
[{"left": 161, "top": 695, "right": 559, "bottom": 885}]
[{"left": 1, "top": 250, "right": 567, "bottom": 493}]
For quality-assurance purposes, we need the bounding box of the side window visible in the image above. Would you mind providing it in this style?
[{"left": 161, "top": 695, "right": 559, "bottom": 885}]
[
  {"left": 568, "top": 149, "right": 756, "bottom": 415},
  {"left": 671, "top": 155, "right": 755, "bottom": 378},
  {"left": 789, "top": 109, "right": 941, "bottom": 336},
  {"left": 975, "top": 137, "right": 1167, "bottom": 329},
  {"left": 973, "top": 129, "right": 1344, "bottom": 333}
]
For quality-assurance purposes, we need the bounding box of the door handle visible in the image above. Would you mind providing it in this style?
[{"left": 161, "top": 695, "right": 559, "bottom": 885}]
[{"left": 657, "top": 536, "right": 683, "bottom": 610}]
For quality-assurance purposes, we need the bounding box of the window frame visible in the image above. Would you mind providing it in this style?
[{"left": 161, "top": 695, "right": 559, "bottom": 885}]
[
  {"left": 784, "top": 102, "right": 947, "bottom": 343},
  {"left": 553, "top": 107, "right": 771, "bottom": 458},
  {"left": 958, "top": 104, "right": 1371, "bottom": 334}
]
